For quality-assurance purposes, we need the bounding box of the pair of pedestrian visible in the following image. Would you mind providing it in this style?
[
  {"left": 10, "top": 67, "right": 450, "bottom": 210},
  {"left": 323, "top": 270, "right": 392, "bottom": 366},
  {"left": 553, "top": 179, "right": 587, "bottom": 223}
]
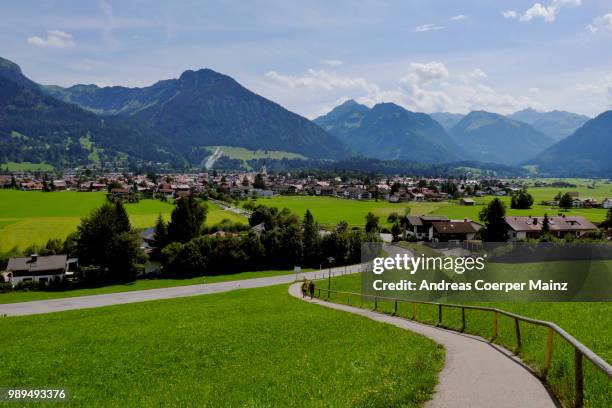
[{"left": 300, "top": 279, "right": 315, "bottom": 299}]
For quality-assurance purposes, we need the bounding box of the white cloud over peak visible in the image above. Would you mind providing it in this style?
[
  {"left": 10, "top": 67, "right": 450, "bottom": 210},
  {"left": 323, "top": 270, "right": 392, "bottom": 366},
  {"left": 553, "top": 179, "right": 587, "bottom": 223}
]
[
  {"left": 502, "top": 10, "right": 518, "bottom": 19},
  {"left": 323, "top": 59, "right": 343, "bottom": 67},
  {"left": 27, "top": 30, "right": 75, "bottom": 48},
  {"left": 265, "top": 62, "right": 542, "bottom": 116},
  {"left": 586, "top": 14, "right": 612, "bottom": 34},
  {"left": 450, "top": 15, "right": 468, "bottom": 21},
  {"left": 412, "top": 24, "right": 445, "bottom": 32}
]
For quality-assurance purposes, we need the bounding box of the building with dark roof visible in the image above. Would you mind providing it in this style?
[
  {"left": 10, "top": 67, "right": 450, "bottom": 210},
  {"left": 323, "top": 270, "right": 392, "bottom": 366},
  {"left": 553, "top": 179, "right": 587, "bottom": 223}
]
[{"left": 3, "top": 254, "right": 75, "bottom": 287}]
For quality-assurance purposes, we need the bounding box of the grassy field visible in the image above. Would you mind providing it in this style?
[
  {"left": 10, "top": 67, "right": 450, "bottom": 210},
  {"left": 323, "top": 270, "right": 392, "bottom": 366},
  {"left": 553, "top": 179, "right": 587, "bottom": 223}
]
[
  {"left": 0, "top": 268, "right": 313, "bottom": 304},
  {"left": 0, "top": 161, "right": 54, "bottom": 171},
  {"left": 212, "top": 145, "right": 307, "bottom": 160},
  {"left": 243, "top": 194, "right": 608, "bottom": 227},
  {"left": 0, "top": 190, "right": 246, "bottom": 251},
  {"left": 431, "top": 196, "right": 608, "bottom": 223},
  {"left": 243, "top": 196, "right": 448, "bottom": 227},
  {"left": 0, "top": 284, "right": 444, "bottom": 407},
  {"left": 319, "top": 273, "right": 611, "bottom": 408}
]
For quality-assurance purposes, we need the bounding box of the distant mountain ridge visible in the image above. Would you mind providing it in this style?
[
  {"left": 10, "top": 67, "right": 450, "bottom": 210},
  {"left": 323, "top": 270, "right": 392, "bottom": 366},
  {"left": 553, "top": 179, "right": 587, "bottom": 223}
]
[
  {"left": 0, "top": 75, "right": 180, "bottom": 168},
  {"left": 429, "top": 112, "right": 464, "bottom": 131},
  {"left": 509, "top": 108, "right": 590, "bottom": 142},
  {"left": 314, "top": 100, "right": 465, "bottom": 163},
  {"left": 0, "top": 56, "right": 348, "bottom": 165},
  {"left": 450, "top": 110, "right": 554, "bottom": 165},
  {"left": 527, "top": 111, "right": 612, "bottom": 176}
]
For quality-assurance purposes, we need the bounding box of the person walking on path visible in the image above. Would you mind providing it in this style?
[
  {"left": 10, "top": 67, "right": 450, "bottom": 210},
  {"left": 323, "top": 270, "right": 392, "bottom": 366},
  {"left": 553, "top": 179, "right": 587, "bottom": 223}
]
[
  {"left": 300, "top": 279, "right": 308, "bottom": 298},
  {"left": 308, "top": 280, "right": 315, "bottom": 299}
]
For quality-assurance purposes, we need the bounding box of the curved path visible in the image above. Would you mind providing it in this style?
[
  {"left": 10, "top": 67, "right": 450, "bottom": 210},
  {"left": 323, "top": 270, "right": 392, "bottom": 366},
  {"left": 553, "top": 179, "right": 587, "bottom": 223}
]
[
  {"left": 288, "top": 283, "right": 558, "bottom": 408},
  {"left": 0, "top": 264, "right": 365, "bottom": 316}
]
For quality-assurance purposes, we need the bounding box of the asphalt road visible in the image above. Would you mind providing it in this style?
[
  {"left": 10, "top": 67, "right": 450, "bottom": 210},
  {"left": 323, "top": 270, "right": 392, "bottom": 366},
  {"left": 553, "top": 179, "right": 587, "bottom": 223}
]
[{"left": 0, "top": 263, "right": 366, "bottom": 316}]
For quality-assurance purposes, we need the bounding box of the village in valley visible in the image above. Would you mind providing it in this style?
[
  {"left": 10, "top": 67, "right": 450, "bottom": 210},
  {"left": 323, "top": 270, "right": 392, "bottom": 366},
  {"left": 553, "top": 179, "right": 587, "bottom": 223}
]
[{"left": 2, "top": 166, "right": 612, "bottom": 289}]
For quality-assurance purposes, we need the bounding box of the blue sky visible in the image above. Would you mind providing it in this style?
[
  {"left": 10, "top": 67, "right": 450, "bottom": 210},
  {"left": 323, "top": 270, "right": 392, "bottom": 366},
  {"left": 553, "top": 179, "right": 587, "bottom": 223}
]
[{"left": 1, "top": 0, "right": 611, "bottom": 118}]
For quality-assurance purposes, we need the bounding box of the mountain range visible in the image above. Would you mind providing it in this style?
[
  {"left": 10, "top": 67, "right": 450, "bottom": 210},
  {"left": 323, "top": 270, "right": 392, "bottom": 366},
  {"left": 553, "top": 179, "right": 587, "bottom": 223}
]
[
  {"left": 508, "top": 108, "right": 590, "bottom": 142},
  {"left": 1, "top": 55, "right": 611, "bottom": 176},
  {"left": 0, "top": 56, "right": 347, "bottom": 168},
  {"left": 449, "top": 111, "right": 555, "bottom": 166},
  {"left": 314, "top": 100, "right": 464, "bottom": 163},
  {"left": 527, "top": 111, "right": 612, "bottom": 176}
]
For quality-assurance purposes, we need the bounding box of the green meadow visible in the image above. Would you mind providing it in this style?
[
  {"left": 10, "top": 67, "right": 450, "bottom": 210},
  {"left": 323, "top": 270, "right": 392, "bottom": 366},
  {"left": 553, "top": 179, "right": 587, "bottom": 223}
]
[
  {"left": 431, "top": 196, "right": 608, "bottom": 223},
  {"left": 244, "top": 192, "right": 608, "bottom": 227},
  {"left": 320, "top": 273, "right": 612, "bottom": 408},
  {"left": 0, "top": 190, "right": 246, "bottom": 251},
  {"left": 0, "top": 161, "right": 54, "bottom": 172},
  {"left": 243, "top": 196, "right": 447, "bottom": 227},
  {"left": 0, "top": 284, "right": 444, "bottom": 407}
]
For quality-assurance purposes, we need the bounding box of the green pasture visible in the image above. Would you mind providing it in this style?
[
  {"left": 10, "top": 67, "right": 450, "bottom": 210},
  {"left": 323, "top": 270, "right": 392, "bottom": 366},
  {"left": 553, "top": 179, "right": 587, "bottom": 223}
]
[
  {"left": 431, "top": 196, "right": 608, "bottom": 223},
  {"left": 320, "top": 272, "right": 611, "bottom": 408},
  {"left": 212, "top": 145, "right": 307, "bottom": 160},
  {"left": 243, "top": 196, "right": 448, "bottom": 227},
  {"left": 0, "top": 284, "right": 444, "bottom": 407},
  {"left": 1, "top": 161, "right": 54, "bottom": 172},
  {"left": 0, "top": 190, "right": 246, "bottom": 251}
]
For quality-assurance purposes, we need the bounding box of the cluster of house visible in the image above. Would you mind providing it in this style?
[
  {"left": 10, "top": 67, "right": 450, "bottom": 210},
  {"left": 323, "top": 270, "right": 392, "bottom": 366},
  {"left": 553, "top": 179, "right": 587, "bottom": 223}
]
[
  {"left": 403, "top": 214, "right": 599, "bottom": 243},
  {"left": 543, "top": 192, "right": 612, "bottom": 209},
  {"left": 1, "top": 170, "right": 517, "bottom": 203}
]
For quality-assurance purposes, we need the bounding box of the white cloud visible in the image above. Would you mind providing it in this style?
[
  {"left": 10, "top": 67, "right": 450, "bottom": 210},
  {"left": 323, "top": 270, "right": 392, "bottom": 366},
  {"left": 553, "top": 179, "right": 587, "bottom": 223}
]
[
  {"left": 450, "top": 15, "right": 468, "bottom": 21},
  {"left": 401, "top": 62, "right": 449, "bottom": 86},
  {"left": 27, "top": 30, "right": 75, "bottom": 48},
  {"left": 323, "top": 59, "right": 343, "bottom": 67},
  {"left": 266, "top": 62, "right": 544, "bottom": 116},
  {"left": 412, "top": 24, "right": 445, "bottom": 32},
  {"left": 586, "top": 14, "right": 612, "bottom": 34},
  {"left": 529, "top": 87, "right": 541, "bottom": 94},
  {"left": 520, "top": 3, "right": 557, "bottom": 22},
  {"left": 504, "top": 0, "right": 581, "bottom": 23},
  {"left": 265, "top": 69, "right": 379, "bottom": 93}
]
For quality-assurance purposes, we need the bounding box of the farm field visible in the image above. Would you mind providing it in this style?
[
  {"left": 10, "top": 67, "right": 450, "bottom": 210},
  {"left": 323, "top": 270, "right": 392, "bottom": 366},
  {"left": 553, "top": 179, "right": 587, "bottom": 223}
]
[
  {"left": 243, "top": 196, "right": 450, "bottom": 226},
  {"left": 0, "top": 268, "right": 310, "bottom": 304},
  {"left": 0, "top": 190, "right": 246, "bottom": 251},
  {"left": 320, "top": 273, "right": 612, "bottom": 408},
  {"left": 431, "top": 196, "right": 608, "bottom": 223},
  {"left": 243, "top": 193, "right": 608, "bottom": 227},
  {"left": 211, "top": 145, "right": 307, "bottom": 160},
  {"left": 0, "top": 284, "right": 444, "bottom": 407},
  {"left": 0, "top": 161, "right": 54, "bottom": 172}
]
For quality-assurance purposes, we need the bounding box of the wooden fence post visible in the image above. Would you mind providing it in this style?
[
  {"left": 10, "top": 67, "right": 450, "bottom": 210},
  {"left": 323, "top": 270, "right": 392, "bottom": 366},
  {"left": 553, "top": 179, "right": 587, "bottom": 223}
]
[
  {"left": 492, "top": 312, "right": 498, "bottom": 340},
  {"left": 544, "top": 327, "right": 554, "bottom": 376},
  {"left": 575, "top": 349, "right": 583, "bottom": 408},
  {"left": 461, "top": 307, "right": 466, "bottom": 332},
  {"left": 374, "top": 296, "right": 377, "bottom": 310},
  {"left": 394, "top": 300, "right": 397, "bottom": 315},
  {"left": 437, "top": 304, "right": 442, "bottom": 326},
  {"left": 514, "top": 318, "right": 521, "bottom": 354},
  {"left": 412, "top": 303, "right": 416, "bottom": 320}
]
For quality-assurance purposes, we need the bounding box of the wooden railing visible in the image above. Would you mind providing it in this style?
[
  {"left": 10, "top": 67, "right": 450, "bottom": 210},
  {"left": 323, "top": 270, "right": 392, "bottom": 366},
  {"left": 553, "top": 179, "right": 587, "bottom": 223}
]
[{"left": 315, "top": 287, "right": 612, "bottom": 408}]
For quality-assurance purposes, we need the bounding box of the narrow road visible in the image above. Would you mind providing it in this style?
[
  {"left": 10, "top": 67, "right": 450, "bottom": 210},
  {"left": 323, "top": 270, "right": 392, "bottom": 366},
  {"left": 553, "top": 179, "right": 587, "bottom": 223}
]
[
  {"left": 0, "top": 264, "right": 365, "bottom": 316},
  {"left": 288, "top": 283, "right": 558, "bottom": 408}
]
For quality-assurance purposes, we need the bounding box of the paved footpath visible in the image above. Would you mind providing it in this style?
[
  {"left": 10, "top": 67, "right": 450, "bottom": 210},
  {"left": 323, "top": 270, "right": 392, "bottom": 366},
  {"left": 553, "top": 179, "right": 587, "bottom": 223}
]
[
  {"left": 288, "top": 283, "right": 558, "bottom": 408},
  {"left": 0, "top": 264, "right": 365, "bottom": 316}
]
